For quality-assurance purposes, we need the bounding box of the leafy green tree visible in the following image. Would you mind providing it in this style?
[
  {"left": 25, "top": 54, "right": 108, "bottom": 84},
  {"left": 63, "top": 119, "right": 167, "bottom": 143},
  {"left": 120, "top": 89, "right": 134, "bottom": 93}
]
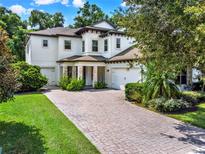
[
  {"left": 0, "top": 28, "right": 18, "bottom": 103},
  {"left": 117, "top": 0, "right": 203, "bottom": 74},
  {"left": 73, "top": 2, "right": 108, "bottom": 28},
  {"left": 29, "top": 10, "right": 64, "bottom": 30}
]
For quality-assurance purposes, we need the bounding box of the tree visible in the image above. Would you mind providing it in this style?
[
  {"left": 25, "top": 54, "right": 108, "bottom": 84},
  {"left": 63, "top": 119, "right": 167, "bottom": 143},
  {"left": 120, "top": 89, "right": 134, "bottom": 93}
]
[
  {"left": 117, "top": 0, "right": 204, "bottom": 74},
  {"left": 0, "top": 28, "right": 18, "bottom": 103},
  {"left": 29, "top": 10, "right": 64, "bottom": 30},
  {"left": 73, "top": 2, "right": 108, "bottom": 28},
  {"left": 0, "top": 7, "right": 28, "bottom": 61}
]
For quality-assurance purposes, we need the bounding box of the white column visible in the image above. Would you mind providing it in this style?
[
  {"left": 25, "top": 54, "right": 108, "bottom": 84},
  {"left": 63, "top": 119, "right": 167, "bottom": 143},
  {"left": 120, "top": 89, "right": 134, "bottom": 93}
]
[
  {"left": 63, "top": 66, "right": 67, "bottom": 77},
  {"left": 72, "top": 66, "right": 77, "bottom": 78},
  {"left": 78, "top": 66, "right": 83, "bottom": 79},
  {"left": 93, "top": 66, "right": 98, "bottom": 87}
]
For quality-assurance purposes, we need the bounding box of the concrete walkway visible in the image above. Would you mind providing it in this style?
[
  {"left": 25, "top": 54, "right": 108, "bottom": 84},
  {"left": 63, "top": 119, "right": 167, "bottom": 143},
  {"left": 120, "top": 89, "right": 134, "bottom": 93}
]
[{"left": 44, "top": 89, "right": 205, "bottom": 154}]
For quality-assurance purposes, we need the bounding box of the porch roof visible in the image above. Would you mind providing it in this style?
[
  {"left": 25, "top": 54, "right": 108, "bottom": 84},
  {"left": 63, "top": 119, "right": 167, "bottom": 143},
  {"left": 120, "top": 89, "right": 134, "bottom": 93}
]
[
  {"left": 109, "top": 46, "right": 142, "bottom": 62},
  {"left": 57, "top": 55, "right": 107, "bottom": 63}
]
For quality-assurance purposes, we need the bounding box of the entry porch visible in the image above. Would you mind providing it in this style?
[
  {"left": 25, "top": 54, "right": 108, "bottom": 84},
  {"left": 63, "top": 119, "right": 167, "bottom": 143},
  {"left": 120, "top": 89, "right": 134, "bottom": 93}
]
[{"left": 59, "top": 62, "right": 106, "bottom": 87}]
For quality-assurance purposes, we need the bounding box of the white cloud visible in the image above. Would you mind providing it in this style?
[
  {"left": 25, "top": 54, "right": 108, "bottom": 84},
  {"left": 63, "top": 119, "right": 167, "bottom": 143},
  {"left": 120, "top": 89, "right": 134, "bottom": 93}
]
[
  {"left": 72, "top": 0, "right": 86, "bottom": 8},
  {"left": 120, "top": 2, "right": 126, "bottom": 7},
  {"left": 9, "top": 5, "right": 26, "bottom": 15},
  {"left": 9, "top": 4, "right": 33, "bottom": 17},
  {"left": 33, "top": 0, "right": 69, "bottom": 6}
]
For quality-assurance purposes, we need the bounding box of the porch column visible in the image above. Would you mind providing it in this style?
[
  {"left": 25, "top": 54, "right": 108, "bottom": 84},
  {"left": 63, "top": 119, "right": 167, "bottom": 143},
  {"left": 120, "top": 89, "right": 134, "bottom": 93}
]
[
  {"left": 187, "top": 66, "right": 193, "bottom": 86},
  {"left": 93, "top": 66, "right": 98, "bottom": 87},
  {"left": 72, "top": 66, "right": 77, "bottom": 78},
  {"left": 78, "top": 66, "right": 83, "bottom": 79},
  {"left": 63, "top": 66, "right": 67, "bottom": 76}
]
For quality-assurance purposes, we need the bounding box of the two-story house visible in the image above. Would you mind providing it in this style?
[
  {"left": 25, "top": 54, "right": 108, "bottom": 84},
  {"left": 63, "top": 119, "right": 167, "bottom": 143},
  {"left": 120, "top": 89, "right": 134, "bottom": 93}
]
[
  {"left": 26, "top": 20, "right": 201, "bottom": 90},
  {"left": 26, "top": 20, "right": 143, "bottom": 89}
]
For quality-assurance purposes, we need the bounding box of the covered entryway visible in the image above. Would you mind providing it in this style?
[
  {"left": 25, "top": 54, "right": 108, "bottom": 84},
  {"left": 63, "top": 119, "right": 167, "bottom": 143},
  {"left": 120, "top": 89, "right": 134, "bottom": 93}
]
[{"left": 41, "top": 67, "right": 56, "bottom": 85}]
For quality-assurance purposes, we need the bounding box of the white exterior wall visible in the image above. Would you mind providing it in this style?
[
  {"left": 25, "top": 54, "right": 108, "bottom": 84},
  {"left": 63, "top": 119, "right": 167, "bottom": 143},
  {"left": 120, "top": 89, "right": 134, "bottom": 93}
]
[
  {"left": 29, "top": 35, "right": 58, "bottom": 67},
  {"left": 58, "top": 36, "right": 82, "bottom": 59}
]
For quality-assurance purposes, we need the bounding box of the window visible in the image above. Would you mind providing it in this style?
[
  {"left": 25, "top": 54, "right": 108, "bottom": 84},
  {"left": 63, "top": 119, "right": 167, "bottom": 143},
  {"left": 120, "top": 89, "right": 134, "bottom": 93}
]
[
  {"left": 116, "top": 38, "right": 121, "bottom": 48},
  {"left": 92, "top": 40, "right": 98, "bottom": 52},
  {"left": 104, "top": 39, "right": 108, "bottom": 51},
  {"left": 64, "top": 40, "right": 71, "bottom": 50},
  {"left": 43, "top": 40, "right": 48, "bottom": 47},
  {"left": 82, "top": 41, "right": 85, "bottom": 52}
]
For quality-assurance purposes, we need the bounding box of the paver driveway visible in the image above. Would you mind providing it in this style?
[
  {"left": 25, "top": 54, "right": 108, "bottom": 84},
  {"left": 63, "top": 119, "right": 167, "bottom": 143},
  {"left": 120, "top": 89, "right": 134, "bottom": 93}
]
[{"left": 44, "top": 89, "right": 205, "bottom": 154}]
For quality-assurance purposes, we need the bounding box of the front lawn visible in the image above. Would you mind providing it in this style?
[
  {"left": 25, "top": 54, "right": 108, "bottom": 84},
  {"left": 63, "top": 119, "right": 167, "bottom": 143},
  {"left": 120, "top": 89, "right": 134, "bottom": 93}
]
[
  {"left": 168, "top": 103, "right": 205, "bottom": 129},
  {"left": 0, "top": 94, "right": 99, "bottom": 154}
]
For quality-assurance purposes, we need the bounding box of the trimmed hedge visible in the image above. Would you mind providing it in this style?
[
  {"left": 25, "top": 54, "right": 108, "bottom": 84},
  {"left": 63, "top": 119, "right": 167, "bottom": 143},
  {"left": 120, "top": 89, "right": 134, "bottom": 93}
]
[
  {"left": 181, "top": 91, "right": 205, "bottom": 104},
  {"left": 12, "top": 62, "right": 48, "bottom": 91},
  {"left": 125, "top": 82, "right": 144, "bottom": 103},
  {"left": 94, "top": 82, "right": 107, "bottom": 89},
  {"left": 66, "top": 79, "right": 85, "bottom": 91}
]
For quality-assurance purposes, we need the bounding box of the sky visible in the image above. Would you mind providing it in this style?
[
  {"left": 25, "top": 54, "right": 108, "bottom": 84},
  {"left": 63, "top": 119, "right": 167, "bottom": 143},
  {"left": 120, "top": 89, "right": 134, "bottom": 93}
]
[{"left": 0, "top": 0, "right": 126, "bottom": 26}]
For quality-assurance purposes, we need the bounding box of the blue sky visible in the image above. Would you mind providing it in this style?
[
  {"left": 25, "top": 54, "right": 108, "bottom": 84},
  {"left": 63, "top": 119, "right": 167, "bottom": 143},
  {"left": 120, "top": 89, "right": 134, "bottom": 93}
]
[{"left": 0, "top": 0, "right": 125, "bottom": 26}]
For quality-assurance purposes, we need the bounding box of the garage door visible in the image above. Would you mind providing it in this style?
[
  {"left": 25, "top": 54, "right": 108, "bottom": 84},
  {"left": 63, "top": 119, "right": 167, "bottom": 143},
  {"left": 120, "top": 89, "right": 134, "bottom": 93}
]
[
  {"left": 41, "top": 67, "right": 56, "bottom": 85},
  {"left": 111, "top": 68, "right": 141, "bottom": 90}
]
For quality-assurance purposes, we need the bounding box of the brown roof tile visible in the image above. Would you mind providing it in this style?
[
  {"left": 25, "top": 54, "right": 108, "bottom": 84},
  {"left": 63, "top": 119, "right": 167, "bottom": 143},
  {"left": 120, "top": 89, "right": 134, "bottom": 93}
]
[
  {"left": 109, "top": 46, "right": 142, "bottom": 62},
  {"left": 57, "top": 55, "right": 107, "bottom": 63}
]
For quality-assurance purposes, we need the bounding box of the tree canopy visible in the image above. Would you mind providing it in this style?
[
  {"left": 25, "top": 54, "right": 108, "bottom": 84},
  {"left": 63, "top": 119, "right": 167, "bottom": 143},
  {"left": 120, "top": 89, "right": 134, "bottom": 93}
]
[
  {"left": 29, "top": 10, "right": 64, "bottom": 30},
  {"left": 117, "top": 0, "right": 205, "bottom": 74},
  {"left": 0, "top": 28, "right": 17, "bottom": 103},
  {"left": 73, "top": 2, "right": 109, "bottom": 28}
]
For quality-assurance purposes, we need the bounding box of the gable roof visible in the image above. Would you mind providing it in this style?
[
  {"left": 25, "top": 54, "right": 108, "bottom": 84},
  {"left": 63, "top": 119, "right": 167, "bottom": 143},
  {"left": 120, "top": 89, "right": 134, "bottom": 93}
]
[
  {"left": 29, "top": 27, "right": 81, "bottom": 38},
  {"left": 92, "top": 20, "right": 117, "bottom": 29}
]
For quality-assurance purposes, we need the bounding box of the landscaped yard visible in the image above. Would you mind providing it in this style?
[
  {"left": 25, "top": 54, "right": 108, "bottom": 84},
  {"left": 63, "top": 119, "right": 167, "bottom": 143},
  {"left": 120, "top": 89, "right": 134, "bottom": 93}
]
[
  {"left": 168, "top": 103, "right": 205, "bottom": 129},
  {"left": 0, "top": 93, "right": 99, "bottom": 154}
]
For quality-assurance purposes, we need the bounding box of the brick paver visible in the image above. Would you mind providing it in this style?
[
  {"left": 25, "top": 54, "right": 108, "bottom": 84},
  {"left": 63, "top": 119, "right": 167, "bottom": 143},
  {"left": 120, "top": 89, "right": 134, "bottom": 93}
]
[{"left": 44, "top": 89, "right": 205, "bottom": 154}]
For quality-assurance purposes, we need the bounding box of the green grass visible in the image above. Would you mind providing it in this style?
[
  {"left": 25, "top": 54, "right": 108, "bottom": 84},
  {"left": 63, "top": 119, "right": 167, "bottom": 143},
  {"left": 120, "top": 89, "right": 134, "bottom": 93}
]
[
  {"left": 168, "top": 103, "right": 205, "bottom": 129},
  {"left": 0, "top": 93, "right": 99, "bottom": 154}
]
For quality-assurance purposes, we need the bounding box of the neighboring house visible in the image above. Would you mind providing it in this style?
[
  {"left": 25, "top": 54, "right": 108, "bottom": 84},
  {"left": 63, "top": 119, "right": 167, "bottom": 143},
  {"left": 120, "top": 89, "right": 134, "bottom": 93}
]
[{"left": 26, "top": 20, "right": 200, "bottom": 90}]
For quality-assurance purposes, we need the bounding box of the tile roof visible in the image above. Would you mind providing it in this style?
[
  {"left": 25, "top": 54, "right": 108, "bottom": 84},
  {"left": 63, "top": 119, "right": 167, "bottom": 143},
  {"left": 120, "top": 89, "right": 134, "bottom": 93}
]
[
  {"left": 57, "top": 55, "right": 107, "bottom": 62},
  {"left": 29, "top": 27, "right": 81, "bottom": 37},
  {"left": 109, "top": 46, "right": 142, "bottom": 62},
  {"left": 57, "top": 47, "right": 141, "bottom": 63}
]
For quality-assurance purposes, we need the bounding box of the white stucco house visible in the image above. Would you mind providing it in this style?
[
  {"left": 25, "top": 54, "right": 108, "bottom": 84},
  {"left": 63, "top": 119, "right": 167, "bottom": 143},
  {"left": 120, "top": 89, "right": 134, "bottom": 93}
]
[{"left": 26, "top": 20, "right": 200, "bottom": 90}]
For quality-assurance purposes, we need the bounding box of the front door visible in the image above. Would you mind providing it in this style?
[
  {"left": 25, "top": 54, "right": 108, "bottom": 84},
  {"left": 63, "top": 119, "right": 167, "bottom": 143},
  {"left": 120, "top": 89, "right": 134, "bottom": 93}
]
[{"left": 85, "top": 66, "right": 93, "bottom": 86}]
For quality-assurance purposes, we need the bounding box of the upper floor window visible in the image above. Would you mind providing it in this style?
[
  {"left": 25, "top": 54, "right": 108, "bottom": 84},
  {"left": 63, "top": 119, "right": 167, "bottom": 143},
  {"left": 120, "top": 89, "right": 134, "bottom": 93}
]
[
  {"left": 116, "top": 38, "right": 121, "bottom": 48},
  {"left": 64, "top": 40, "right": 71, "bottom": 50},
  {"left": 82, "top": 41, "right": 85, "bottom": 52},
  {"left": 92, "top": 40, "right": 98, "bottom": 52},
  {"left": 43, "top": 40, "right": 48, "bottom": 47},
  {"left": 104, "top": 39, "right": 108, "bottom": 51}
]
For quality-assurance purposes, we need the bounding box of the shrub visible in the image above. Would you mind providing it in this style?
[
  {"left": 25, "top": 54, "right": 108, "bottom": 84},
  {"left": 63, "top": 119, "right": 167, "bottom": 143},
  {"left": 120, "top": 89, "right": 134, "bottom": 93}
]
[
  {"left": 147, "top": 97, "right": 191, "bottom": 112},
  {"left": 94, "top": 82, "right": 107, "bottom": 89},
  {"left": 181, "top": 91, "right": 205, "bottom": 104},
  {"left": 59, "top": 76, "right": 71, "bottom": 90},
  {"left": 12, "top": 62, "right": 48, "bottom": 91},
  {"left": 125, "top": 82, "right": 144, "bottom": 103},
  {"left": 66, "top": 79, "right": 85, "bottom": 91}
]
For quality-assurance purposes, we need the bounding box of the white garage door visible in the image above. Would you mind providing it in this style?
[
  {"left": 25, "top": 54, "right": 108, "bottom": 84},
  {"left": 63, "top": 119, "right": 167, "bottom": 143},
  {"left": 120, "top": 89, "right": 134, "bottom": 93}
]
[
  {"left": 111, "top": 68, "right": 141, "bottom": 90},
  {"left": 41, "top": 67, "right": 56, "bottom": 85}
]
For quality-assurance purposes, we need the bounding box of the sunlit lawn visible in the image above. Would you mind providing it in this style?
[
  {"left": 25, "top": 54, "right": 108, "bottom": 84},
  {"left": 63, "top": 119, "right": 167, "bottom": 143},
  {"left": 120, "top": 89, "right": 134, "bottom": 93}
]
[
  {"left": 0, "top": 94, "right": 99, "bottom": 154},
  {"left": 168, "top": 103, "right": 205, "bottom": 129}
]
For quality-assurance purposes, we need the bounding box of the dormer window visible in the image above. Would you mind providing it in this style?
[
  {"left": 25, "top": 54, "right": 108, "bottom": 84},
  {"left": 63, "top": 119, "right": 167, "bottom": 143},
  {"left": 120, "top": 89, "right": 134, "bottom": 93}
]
[
  {"left": 104, "top": 39, "right": 108, "bottom": 51},
  {"left": 116, "top": 38, "right": 121, "bottom": 48},
  {"left": 43, "top": 40, "right": 48, "bottom": 47},
  {"left": 64, "top": 40, "right": 71, "bottom": 50},
  {"left": 92, "top": 40, "right": 98, "bottom": 52}
]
